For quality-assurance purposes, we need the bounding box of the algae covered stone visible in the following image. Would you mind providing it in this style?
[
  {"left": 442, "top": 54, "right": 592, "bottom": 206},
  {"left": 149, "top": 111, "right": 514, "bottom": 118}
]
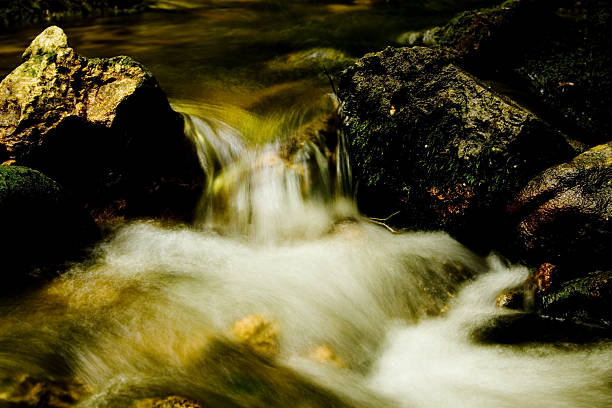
[
  {"left": 0, "top": 26, "right": 203, "bottom": 223},
  {"left": 539, "top": 270, "right": 612, "bottom": 329},
  {"left": 0, "top": 165, "right": 98, "bottom": 294},
  {"left": 420, "top": 0, "right": 612, "bottom": 145},
  {"left": 22, "top": 26, "right": 68, "bottom": 60},
  {"left": 338, "top": 46, "right": 573, "bottom": 250}
]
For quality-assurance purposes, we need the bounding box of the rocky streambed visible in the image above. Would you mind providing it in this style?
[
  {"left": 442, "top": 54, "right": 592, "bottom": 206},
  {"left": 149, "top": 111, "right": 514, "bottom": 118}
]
[
  {"left": 339, "top": 0, "right": 612, "bottom": 331},
  {"left": 0, "top": 1, "right": 611, "bottom": 407}
]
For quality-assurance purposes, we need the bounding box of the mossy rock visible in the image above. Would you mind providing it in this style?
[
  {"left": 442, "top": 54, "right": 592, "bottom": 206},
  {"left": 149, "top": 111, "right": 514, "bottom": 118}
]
[
  {"left": 539, "top": 270, "right": 612, "bottom": 330},
  {"left": 421, "top": 0, "right": 612, "bottom": 145},
  {"left": 0, "top": 26, "right": 204, "bottom": 224},
  {"left": 338, "top": 46, "right": 573, "bottom": 251},
  {"left": 0, "top": 165, "right": 99, "bottom": 295}
]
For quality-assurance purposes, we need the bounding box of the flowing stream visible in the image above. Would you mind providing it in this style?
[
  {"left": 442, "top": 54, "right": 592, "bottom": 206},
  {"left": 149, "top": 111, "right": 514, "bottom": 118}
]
[{"left": 1, "top": 1, "right": 612, "bottom": 407}]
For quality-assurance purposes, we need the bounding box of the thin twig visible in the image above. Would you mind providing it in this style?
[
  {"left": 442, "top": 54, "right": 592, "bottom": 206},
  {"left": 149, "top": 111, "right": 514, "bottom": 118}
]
[
  {"left": 370, "top": 210, "right": 400, "bottom": 222},
  {"left": 367, "top": 218, "right": 398, "bottom": 233},
  {"left": 322, "top": 65, "right": 338, "bottom": 97}
]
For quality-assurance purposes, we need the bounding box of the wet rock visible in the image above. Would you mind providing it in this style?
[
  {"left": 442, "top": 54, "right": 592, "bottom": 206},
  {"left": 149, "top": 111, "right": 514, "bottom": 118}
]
[
  {"left": 539, "top": 270, "right": 612, "bottom": 329},
  {"left": 508, "top": 142, "right": 612, "bottom": 273},
  {"left": 533, "top": 262, "right": 557, "bottom": 292},
  {"left": 473, "top": 312, "right": 612, "bottom": 345},
  {"left": 419, "top": 0, "right": 543, "bottom": 63},
  {"left": 338, "top": 46, "right": 573, "bottom": 250},
  {"left": 0, "top": 26, "right": 203, "bottom": 224},
  {"left": 0, "top": 165, "right": 99, "bottom": 294},
  {"left": 266, "top": 48, "right": 354, "bottom": 78},
  {"left": 422, "top": 0, "right": 612, "bottom": 145},
  {"left": 231, "top": 314, "right": 280, "bottom": 359},
  {"left": 496, "top": 289, "right": 524, "bottom": 310},
  {"left": 0, "top": 374, "right": 91, "bottom": 408},
  {"left": 309, "top": 345, "right": 345, "bottom": 367}
]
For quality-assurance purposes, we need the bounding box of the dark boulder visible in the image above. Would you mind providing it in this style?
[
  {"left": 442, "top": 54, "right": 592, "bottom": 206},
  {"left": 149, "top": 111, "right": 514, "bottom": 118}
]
[
  {"left": 507, "top": 142, "right": 612, "bottom": 273},
  {"left": 539, "top": 270, "right": 612, "bottom": 330},
  {"left": 338, "top": 46, "right": 573, "bottom": 250},
  {"left": 415, "top": 0, "right": 546, "bottom": 64},
  {"left": 418, "top": 0, "right": 612, "bottom": 145},
  {"left": 0, "top": 26, "right": 203, "bottom": 224},
  {"left": 473, "top": 312, "right": 611, "bottom": 345},
  {"left": 0, "top": 165, "right": 99, "bottom": 294}
]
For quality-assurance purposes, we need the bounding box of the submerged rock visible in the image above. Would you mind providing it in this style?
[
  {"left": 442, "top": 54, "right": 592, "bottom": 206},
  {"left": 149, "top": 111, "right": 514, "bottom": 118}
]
[
  {"left": 0, "top": 165, "right": 99, "bottom": 294},
  {"left": 0, "top": 374, "right": 90, "bottom": 408},
  {"left": 508, "top": 142, "right": 612, "bottom": 273},
  {"left": 473, "top": 312, "right": 612, "bottom": 345},
  {"left": 266, "top": 48, "right": 354, "bottom": 79},
  {"left": 0, "top": 26, "right": 203, "bottom": 224},
  {"left": 231, "top": 315, "right": 280, "bottom": 359},
  {"left": 338, "top": 46, "right": 573, "bottom": 250}
]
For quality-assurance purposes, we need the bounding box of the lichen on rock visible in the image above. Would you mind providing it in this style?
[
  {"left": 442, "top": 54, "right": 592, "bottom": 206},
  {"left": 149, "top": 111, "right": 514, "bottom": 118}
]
[
  {"left": 416, "top": 0, "right": 612, "bottom": 145},
  {"left": 0, "top": 164, "right": 99, "bottom": 293},
  {"left": 338, "top": 45, "right": 573, "bottom": 250},
  {"left": 0, "top": 26, "right": 203, "bottom": 224}
]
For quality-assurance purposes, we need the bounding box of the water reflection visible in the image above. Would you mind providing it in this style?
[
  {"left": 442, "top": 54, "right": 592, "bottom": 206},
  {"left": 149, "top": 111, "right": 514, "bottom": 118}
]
[{"left": 0, "top": 0, "right": 487, "bottom": 115}]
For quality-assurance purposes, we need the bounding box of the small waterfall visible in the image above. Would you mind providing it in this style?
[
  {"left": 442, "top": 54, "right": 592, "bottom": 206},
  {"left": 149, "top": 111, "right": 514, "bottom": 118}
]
[
  {"left": 182, "top": 101, "right": 356, "bottom": 244},
  {"left": 0, "top": 102, "right": 610, "bottom": 408}
]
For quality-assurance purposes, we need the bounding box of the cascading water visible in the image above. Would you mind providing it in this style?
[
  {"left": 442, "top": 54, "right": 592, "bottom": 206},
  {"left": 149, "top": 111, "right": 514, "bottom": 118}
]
[{"left": 0, "top": 101, "right": 611, "bottom": 407}]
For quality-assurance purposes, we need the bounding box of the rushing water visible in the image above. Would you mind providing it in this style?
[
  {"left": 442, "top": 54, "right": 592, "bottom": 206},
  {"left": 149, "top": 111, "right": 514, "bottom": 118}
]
[
  {"left": 1, "top": 104, "right": 611, "bottom": 407},
  {"left": 1, "top": 1, "right": 612, "bottom": 407}
]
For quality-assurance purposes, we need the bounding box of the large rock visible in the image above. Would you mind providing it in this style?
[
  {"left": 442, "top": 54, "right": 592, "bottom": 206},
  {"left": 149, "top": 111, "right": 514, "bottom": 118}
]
[
  {"left": 0, "top": 165, "right": 99, "bottom": 294},
  {"left": 507, "top": 142, "right": 612, "bottom": 273},
  {"left": 418, "top": 0, "right": 612, "bottom": 145},
  {"left": 338, "top": 46, "right": 573, "bottom": 249},
  {"left": 0, "top": 26, "right": 203, "bottom": 223}
]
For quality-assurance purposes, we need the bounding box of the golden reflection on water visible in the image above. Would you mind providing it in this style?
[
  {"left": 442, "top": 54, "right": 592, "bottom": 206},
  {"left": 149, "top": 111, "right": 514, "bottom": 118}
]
[{"left": 0, "top": 0, "right": 458, "bottom": 118}]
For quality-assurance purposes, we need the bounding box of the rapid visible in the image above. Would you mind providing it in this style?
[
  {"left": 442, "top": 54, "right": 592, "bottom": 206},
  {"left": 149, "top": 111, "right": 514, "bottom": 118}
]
[{"left": 0, "top": 1, "right": 611, "bottom": 407}]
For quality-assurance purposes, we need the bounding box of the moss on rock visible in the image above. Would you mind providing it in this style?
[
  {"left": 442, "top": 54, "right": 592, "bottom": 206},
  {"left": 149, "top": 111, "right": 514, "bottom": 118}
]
[
  {"left": 539, "top": 270, "right": 612, "bottom": 329},
  {"left": 0, "top": 165, "right": 99, "bottom": 294},
  {"left": 338, "top": 46, "right": 573, "bottom": 250},
  {"left": 0, "top": 26, "right": 203, "bottom": 224},
  {"left": 420, "top": 0, "right": 612, "bottom": 145}
]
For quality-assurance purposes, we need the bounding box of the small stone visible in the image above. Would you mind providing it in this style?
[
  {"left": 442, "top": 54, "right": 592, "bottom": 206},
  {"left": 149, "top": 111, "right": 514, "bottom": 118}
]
[
  {"left": 496, "top": 290, "right": 524, "bottom": 310},
  {"left": 534, "top": 263, "right": 556, "bottom": 292},
  {"left": 231, "top": 314, "right": 279, "bottom": 359},
  {"left": 309, "top": 345, "right": 345, "bottom": 367}
]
